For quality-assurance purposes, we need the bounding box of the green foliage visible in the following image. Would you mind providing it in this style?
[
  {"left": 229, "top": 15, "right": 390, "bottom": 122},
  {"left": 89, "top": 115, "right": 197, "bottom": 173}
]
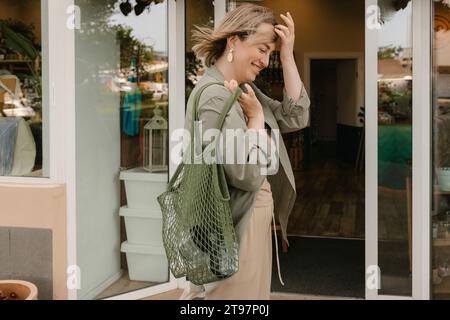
[
  {"left": 116, "top": 26, "right": 154, "bottom": 74},
  {"left": 378, "top": 45, "right": 404, "bottom": 60},
  {"left": 0, "top": 20, "right": 41, "bottom": 96},
  {"left": 0, "top": 20, "right": 38, "bottom": 61}
]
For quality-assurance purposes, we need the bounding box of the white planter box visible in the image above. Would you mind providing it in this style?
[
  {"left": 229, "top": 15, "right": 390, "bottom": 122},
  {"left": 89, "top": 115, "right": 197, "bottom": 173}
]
[
  {"left": 121, "top": 241, "right": 168, "bottom": 283},
  {"left": 120, "top": 206, "right": 163, "bottom": 246},
  {"left": 120, "top": 167, "right": 167, "bottom": 209}
]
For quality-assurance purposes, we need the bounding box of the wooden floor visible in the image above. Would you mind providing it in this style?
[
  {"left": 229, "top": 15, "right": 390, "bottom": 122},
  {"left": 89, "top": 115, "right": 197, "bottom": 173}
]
[
  {"left": 287, "top": 142, "right": 365, "bottom": 239},
  {"left": 287, "top": 141, "right": 409, "bottom": 241}
]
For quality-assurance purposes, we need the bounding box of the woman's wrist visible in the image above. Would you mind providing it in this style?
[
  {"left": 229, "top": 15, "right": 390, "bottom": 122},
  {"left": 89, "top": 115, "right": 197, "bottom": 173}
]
[
  {"left": 280, "top": 54, "right": 295, "bottom": 65},
  {"left": 247, "top": 114, "right": 265, "bottom": 130}
]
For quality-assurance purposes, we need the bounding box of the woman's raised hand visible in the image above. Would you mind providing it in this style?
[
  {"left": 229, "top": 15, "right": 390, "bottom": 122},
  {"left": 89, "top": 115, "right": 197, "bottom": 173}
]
[{"left": 275, "top": 12, "right": 295, "bottom": 62}]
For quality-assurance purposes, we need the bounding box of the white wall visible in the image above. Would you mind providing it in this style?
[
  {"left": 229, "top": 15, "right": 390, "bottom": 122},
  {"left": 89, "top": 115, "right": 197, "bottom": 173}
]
[{"left": 337, "top": 59, "right": 358, "bottom": 126}]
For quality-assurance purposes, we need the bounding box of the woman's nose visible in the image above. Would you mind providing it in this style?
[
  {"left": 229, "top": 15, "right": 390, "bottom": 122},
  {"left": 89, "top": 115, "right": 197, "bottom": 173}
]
[{"left": 261, "top": 55, "right": 270, "bottom": 68}]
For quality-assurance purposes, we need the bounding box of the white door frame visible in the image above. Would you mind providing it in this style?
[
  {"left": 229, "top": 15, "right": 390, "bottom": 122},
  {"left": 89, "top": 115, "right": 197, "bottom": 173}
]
[
  {"left": 365, "top": 0, "right": 431, "bottom": 300},
  {"left": 215, "top": 0, "right": 227, "bottom": 26},
  {"left": 303, "top": 52, "right": 364, "bottom": 129}
]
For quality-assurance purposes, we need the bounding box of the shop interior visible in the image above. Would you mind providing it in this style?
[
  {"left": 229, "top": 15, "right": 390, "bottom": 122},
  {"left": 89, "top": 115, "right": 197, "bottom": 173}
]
[
  {"left": 256, "top": 0, "right": 368, "bottom": 299},
  {"left": 224, "top": 0, "right": 413, "bottom": 298},
  {"left": 0, "top": 0, "right": 46, "bottom": 178}
]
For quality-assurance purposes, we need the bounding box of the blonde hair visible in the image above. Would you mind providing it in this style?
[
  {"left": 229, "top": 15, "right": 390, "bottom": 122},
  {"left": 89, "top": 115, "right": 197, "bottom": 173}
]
[{"left": 192, "top": 3, "right": 278, "bottom": 67}]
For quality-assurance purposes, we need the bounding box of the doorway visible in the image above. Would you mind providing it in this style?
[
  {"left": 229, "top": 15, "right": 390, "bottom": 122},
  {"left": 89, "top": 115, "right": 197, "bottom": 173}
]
[
  {"left": 229, "top": 0, "right": 368, "bottom": 298},
  {"left": 271, "top": 56, "right": 366, "bottom": 298},
  {"left": 302, "top": 58, "right": 363, "bottom": 239}
]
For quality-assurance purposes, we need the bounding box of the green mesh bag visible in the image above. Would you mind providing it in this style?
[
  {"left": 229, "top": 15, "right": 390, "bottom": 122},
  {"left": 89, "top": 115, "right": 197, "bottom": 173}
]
[{"left": 157, "top": 82, "right": 242, "bottom": 285}]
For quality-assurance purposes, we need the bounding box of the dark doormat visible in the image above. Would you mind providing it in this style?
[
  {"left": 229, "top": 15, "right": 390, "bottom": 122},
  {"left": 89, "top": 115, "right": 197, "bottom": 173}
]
[{"left": 271, "top": 236, "right": 365, "bottom": 298}]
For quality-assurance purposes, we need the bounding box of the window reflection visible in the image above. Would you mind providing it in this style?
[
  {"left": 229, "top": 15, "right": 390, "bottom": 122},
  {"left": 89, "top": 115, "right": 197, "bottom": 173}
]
[
  {"left": 432, "top": 0, "right": 450, "bottom": 300},
  {"left": 0, "top": 0, "right": 46, "bottom": 177},
  {"left": 377, "top": 0, "right": 413, "bottom": 297}
]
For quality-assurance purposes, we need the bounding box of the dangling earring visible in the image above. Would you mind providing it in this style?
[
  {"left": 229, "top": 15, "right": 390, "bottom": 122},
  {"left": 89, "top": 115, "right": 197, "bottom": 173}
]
[{"left": 227, "top": 47, "right": 234, "bottom": 63}]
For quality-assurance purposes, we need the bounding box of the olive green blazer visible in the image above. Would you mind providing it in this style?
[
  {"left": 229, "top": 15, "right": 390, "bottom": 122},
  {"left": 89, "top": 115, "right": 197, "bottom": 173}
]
[{"left": 184, "top": 65, "right": 310, "bottom": 244}]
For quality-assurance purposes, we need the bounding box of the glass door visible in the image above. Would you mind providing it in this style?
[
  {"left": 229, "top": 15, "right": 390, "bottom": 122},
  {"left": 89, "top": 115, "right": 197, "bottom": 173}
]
[
  {"left": 72, "top": 0, "right": 179, "bottom": 300},
  {"left": 365, "top": 0, "right": 431, "bottom": 299}
]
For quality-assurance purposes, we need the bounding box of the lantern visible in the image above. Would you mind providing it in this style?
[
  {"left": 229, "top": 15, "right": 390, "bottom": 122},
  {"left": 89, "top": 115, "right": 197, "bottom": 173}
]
[{"left": 144, "top": 107, "right": 168, "bottom": 172}]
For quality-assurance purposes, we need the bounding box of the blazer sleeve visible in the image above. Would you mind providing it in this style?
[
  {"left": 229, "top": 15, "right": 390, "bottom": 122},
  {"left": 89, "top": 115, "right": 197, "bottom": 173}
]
[
  {"left": 251, "top": 83, "right": 311, "bottom": 134},
  {"left": 196, "top": 84, "right": 272, "bottom": 192}
]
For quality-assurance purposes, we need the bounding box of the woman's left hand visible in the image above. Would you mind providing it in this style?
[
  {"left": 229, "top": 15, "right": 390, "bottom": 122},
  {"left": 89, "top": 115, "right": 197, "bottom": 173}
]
[{"left": 275, "top": 12, "right": 295, "bottom": 62}]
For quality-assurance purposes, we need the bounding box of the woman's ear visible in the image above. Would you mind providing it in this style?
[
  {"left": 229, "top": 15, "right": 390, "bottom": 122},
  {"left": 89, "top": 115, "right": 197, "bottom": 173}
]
[{"left": 227, "top": 35, "right": 238, "bottom": 49}]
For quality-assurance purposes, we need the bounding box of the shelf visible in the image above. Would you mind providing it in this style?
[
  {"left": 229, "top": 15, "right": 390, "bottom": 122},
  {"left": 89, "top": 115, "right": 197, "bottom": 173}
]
[
  {"left": 433, "top": 238, "right": 450, "bottom": 247},
  {"left": 437, "top": 98, "right": 450, "bottom": 107},
  {"left": 438, "top": 66, "right": 450, "bottom": 74},
  {"left": 0, "top": 60, "right": 33, "bottom": 64}
]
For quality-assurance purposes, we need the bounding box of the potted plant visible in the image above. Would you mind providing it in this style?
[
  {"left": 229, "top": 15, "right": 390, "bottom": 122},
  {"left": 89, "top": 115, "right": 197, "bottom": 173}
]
[
  {"left": 0, "top": 280, "right": 38, "bottom": 300},
  {"left": 0, "top": 20, "right": 41, "bottom": 96}
]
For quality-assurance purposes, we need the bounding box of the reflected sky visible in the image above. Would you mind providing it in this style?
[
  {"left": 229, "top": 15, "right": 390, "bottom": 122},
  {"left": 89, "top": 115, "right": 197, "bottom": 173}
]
[
  {"left": 108, "top": 0, "right": 167, "bottom": 52},
  {"left": 379, "top": 2, "right": 412, "bottom": 48}
]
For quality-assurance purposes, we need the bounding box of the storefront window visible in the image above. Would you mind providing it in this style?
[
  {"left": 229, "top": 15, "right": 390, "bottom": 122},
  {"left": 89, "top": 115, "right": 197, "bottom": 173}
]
[
  {"left": 432, "top": 0, "right": 450, "bottom": 300},
  {"left": 377, "top": 0, "right": 413, "bottom": 296},
  {"left": 75, "top": 0, "right": 169, "bottom": 299},
  {"left": 0, "top": 0, "right": 48, "bottom": 177}
]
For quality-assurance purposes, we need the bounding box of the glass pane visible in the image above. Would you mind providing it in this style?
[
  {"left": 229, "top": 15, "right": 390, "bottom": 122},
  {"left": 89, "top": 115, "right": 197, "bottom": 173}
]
[
  {"left": 185, "top": 0, "right": 213, "bottom": 103},
  {"left": 0, "top": 0, "right": 49, "bottom": 177},
  {"left": 75, "top": 0, "right": 169, "bottom": 299},
  {"left": 432, "top": 0, "right": 450, "bottom": 300},
  {"left": 377, "top": 0, "right": 413, "bottom": 296}
]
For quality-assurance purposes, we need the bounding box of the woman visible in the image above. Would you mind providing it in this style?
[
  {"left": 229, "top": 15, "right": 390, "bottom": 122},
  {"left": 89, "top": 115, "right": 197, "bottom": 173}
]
[{"left": 181, "top": 4, "right": 310, "bottom": 300}]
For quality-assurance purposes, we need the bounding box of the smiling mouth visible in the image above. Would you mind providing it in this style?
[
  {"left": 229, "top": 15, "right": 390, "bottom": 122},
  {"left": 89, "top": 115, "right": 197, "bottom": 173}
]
[{"left": 252, "top": 63, "right": 263, "bottom": 72}]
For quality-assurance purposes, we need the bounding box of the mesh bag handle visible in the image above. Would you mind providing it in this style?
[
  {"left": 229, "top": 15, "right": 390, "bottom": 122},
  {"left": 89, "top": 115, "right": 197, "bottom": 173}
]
[{"left": 189, "top": 82, "right": 242, "bottom": 163}]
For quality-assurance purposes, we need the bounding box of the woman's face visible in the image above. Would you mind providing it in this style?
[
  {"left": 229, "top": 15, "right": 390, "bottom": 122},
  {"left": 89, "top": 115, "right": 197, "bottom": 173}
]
[{"left": 231, "top": 23, "right": 277, "bottom": 83}]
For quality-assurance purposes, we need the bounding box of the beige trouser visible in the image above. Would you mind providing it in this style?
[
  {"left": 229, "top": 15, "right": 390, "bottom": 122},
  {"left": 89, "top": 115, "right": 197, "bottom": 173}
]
[{"left": 180, "top": 179, "right": 278, "bottom": 300}]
